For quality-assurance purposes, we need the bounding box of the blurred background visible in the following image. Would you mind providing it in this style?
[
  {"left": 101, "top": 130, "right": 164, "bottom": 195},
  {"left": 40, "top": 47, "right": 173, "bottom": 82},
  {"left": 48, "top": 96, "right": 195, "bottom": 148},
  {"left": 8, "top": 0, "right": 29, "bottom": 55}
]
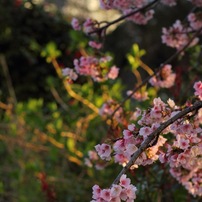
[{"left": 0, "top": 0, "right": 201, "bottom": 201}]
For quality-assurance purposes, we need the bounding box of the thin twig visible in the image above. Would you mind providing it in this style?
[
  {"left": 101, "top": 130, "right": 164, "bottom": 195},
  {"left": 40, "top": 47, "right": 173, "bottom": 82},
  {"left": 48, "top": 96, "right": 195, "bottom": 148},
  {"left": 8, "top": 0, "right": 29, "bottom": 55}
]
[
  {"left": 51, "top": 59, "right": 99, "bottom": 114},
  {"left": 111, "top": 100, "right": 202, "bottom": 185},
  {"left": 88, "top": 0, "right": 159, "bottom": 35},
  {"left": 50, "top": 86, "right": 69, "bottom": 111},
  {"left": 0, "top": 54, "right": 17, "bottom": 104},
  {"left": 110, "top": 26, "right": 202, "bottom": 119}
]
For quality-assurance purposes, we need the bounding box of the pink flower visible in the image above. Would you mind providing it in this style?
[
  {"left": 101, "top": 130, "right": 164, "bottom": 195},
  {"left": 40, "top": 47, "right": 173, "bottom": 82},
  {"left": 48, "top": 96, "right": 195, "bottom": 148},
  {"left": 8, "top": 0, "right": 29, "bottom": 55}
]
[
  {"left": 113, "top": 139, "right": 125, "bottom": 152},
  {"left": 161, "top": 20, "right": 198, "bottom": 50},
  {"left": 177, "top": 152, "right": 187, "bottom": 165},
  {"left": 99, "top": 100, "right": 123, "bottom": 122},
  {"left": 107, "top": 66, "right": 119, "bottom": 80},
  {"left": 159, "top": 153, "right": 167, "bottom": 163},
  {"left": 149, "top": 64, "right": 176, "bottom": 88},
  {"left": 89, "top": 41, "right": 103, "bottom": 49},
  {"left": 114, "top": 153, "right": 129, "bottom": 165},
  {"left": 88, "top": 150, "right": 99, "bottom": 160},
  {"left": 128, "top": 124, "right": 136, "bottom": 131},
  {"left": 83, "top": 18, "right": 96, "bottom": 34},
  {"left": 123, "top": 129, "right": 133, "bottom": 139},
  {"left": 100, "top": 189, "right": 111, "bottom": 201},
  {"left": 191, "top": 0, "right": 202, "bottom": 7},
  {"left": 130, "top": 108, "right": 142, "bottom": 121},
  {"left": 110, "top": 185, "right": 122, "bottom": 198},
  {"left": 124, "top": 9, "right": 154, "bottom": 25},
  {"left": 120, "top": 174, "right": 131, "bottom": 188},
  {"left": 125, "top": 144, "right": 138, "bottom": 155},
  {"left": 179, "top": 138, "right": 190, "bottom": 150},
  {"left": 99, "top": 0, "right": 114, "bottom": 9},
  {"left": 71, "top": 18, "right": 81, "bottom": 31},
  {"left": 95, "top": 143, "right": 112, "bottom": 161},
  {"left": 125, "top": 184, "right": 137, "bottom": 199},
  {"left": 188, "top": 13, "right": 202, "bottom": 31},
  {"left": 139, "top": 126, "right": 152, "bottom": 139},
  {"left": 194, "top": 81, "right": 202, "bottom": 100},
  {"left": 62, "top": 67, "right": 78, "bottom": 81},
  {"left": 120, "top": 189, "right": 127, "bottom": 201},
  {"left": 92, "top": 184, "right": 101, "bottom": 199},
  {"left": 127, "top": 90, "right": 149, "bottom": 101}
]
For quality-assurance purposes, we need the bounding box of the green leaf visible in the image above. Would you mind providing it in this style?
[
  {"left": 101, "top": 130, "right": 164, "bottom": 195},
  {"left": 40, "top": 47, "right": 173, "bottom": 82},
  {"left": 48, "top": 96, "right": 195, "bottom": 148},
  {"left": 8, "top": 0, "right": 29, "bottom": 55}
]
[
  {"left": 67, "top": 138, "right": 75, "bottom": 153},
  {"left": 0, "top": 181, "right": 4, "bottom": 194},
  {"left": 41, "top": 42, "right": 61, "bottom": 62}
]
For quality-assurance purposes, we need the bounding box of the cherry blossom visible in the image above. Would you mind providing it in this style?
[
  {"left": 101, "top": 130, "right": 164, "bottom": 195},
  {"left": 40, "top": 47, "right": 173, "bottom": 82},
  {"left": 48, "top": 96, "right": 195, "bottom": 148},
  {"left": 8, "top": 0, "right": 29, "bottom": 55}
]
[
  {"left": 162, "top": 20, "right": 193, "bottom": 50},
  {"left": 95, "top": 143, "right": 112, "bottom": 161},
  {"left": 61, "top": 67, "right": 78, "bottom": 81},
  {"left": 188, "top": 12, "right": 202, "bottom": 31},
  {"left": 126, "top": 90, "right": 148, "bottom": 101},
  {"left": 89, "top": 41, "right": 103, "bottom": 49},
  {"left": 91, "top": 174, "right": 137, "bottom": 202},
  {"left": 107, "top": 66, "right": 119, "bottom": 80},
  {"left": 99, "top": 100, "right": 124, "bottom": 123},
  {"left": 69, "top": 1, "right": 202, "bottom": 200},
  {"left": 124, "top": 9, "right": 154, "bottom": 25},
  {"left": 190, "top": 0, "right": 202, "bottom": 7},
  {"left": 71, "top": 18, "right": 81, "bottom": 31},
  {"left": 149, "top": 64, "right": 176, "bottom": 88},
  {"left": 73, "top": 56, "right": 119, "bottom": 82},
  {"left": 194, "top": 81, "right": 202, "bottom": 100}
]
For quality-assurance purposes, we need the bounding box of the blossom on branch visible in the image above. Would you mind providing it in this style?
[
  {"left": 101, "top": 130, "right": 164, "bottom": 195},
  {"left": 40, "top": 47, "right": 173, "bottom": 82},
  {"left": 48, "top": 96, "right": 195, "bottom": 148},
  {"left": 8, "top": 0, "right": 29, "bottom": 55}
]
[
  {"left": 91, "top": 174, "right": 137, "bottom": 202},
  {"left": 71, "top": 18, "right": 81, "bottom": 31},
  {"left": 95, "top": 143, "right": 112, "bottom": 161},
  {"left": 62, "top": 67, "right": 78, "bottom": 81},
  {"left": 194, "top": 81, "right": 202, "bottom": 100},
  {"left": 149, "top": 64, "right": 176, "bottom": 88}
]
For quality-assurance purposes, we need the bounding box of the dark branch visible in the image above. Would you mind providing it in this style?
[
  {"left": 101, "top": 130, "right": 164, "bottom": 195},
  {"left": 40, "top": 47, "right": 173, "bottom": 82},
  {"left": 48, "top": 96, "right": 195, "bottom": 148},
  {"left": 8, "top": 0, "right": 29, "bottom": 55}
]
[
  {"left": 110, "top": 26, "right": 202, "bottom": 119},
  {"left": 88, "top": 0, "right": 159, "bottom": 35},
  {"left": 112, "top": 100, "right": 202, "bottom": 185}
]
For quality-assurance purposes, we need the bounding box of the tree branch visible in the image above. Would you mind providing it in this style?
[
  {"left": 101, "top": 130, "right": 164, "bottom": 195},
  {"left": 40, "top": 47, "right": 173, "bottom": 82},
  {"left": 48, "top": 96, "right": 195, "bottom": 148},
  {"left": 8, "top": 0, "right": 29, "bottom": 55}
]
[
  {"left": 51, "top": 58, "right": 99, "bottom": 114},
  {"left": 110, "top": 26, "right": 202, "bottom": 119},
  {"left": 111, "top": 100, "right": 202, "bottom": 185},
  {"left": 88, "top": 0, "right": 159, "bottom": 35},
  {"left": 0, "top": 54, "right": 17, "bottom": 105}
]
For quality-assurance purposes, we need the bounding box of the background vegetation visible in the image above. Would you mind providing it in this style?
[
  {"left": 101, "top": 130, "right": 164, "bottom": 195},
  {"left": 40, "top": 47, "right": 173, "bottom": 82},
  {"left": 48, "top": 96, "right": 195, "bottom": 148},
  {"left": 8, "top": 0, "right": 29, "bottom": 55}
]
[{"left": 0, "top": 0, "right": 201, "bottom": 201}]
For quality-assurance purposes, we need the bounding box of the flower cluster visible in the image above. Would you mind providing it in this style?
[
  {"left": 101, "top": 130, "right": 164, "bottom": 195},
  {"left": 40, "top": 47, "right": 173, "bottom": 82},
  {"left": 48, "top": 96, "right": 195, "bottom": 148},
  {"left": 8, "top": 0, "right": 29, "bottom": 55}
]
[
  {"left": 149, "top": 64, "right": 176, "bottom": 88},
  {"left": 93, "top": 81, "right": 202, "bottom": 198},
  {"left": 97, "top": 98, "right": 170, "bottom": 167},
  {"left": 159, "top": 118, "right": 202, "bottom": 196},
  {"left": 161, "top": 10, "right": 202, "bottom": 50},
  {"left": 95, "top": 143, "right": 112, "bottom": 161},
  {"left": 188, "top": 12, "right": 202, "bottom": 31},
  {"left": 73, "top": 56, "right": 119, "bottom": 82},
  {"left": 99, "top": 0, "right": 148, "bottom": 10},
  {"left": 91, "top": 174, "right": 137, "bottom": 202},
  {"left": 126, "top": 90, "right": 148, "bottom": 101},
  {"left": 123, "top": 9, "right": 154, "bottom": 25},
  {"left": 71, "top": 17, "right": 98, "bottom": 34},
  {"left": 89, "top": 41, "right": 103, "bottom": 50},
  {"left": 70, "top": 1, "right": 202, "bottom": 200},
  {"left": 162, "top": 20, "right": 184, "bottom": 49},
  {"left": 99, "top": 100, "right": 123, "bottom": 123},
  {"left": 84, "top": 150, "right": 108, "bottom": 170},
  {"left": 84, "top": 150, "right": 99, "bottom": 168},
  {"left": 191, "top": 0, "right": 202, "bottom": 7},
  {"left": 194, "top": 81, "right": 202, "bottom": 100},
  {"left": 62, "top": 67, "right": 78, "bottom": 81}
]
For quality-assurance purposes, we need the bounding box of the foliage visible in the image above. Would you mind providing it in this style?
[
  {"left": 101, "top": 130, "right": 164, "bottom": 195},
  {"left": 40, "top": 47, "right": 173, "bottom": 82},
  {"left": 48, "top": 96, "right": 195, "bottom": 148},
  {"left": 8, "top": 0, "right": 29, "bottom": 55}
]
[{"left": 0, "top": 0, "right": 202, "bottom": 202}]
